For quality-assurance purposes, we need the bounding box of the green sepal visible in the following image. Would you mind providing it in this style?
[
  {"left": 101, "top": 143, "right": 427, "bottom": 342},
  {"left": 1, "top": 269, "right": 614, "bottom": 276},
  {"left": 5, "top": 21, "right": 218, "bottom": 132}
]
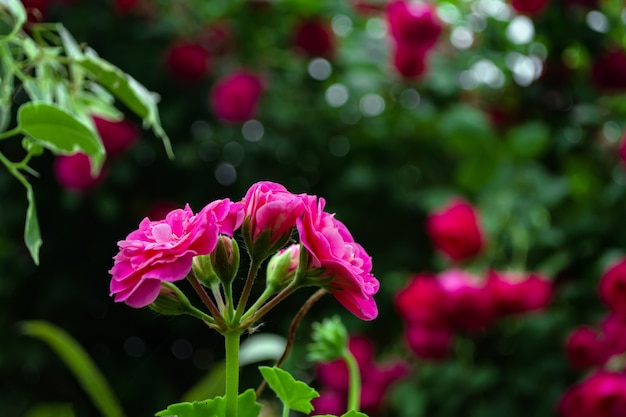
[
  {"left": 155, "top": 389, "right": 261, "bottom": 417},
  {"left": 308, "top": 316, "right": 349, "bottom": 362},
  {"left": 259, "top": 366, "right": 319, "bottom": 414}
]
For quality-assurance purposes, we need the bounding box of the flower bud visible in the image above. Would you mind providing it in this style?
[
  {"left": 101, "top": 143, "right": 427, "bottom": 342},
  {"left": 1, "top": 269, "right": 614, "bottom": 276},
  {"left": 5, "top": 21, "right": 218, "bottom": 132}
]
[
  {"left": 266, "top": 244, "right": 300, "bottom": 292},
  {"left": 211, "top": 235, "right": 240, "bottom": 286},
  {"left": 308, "top": 316, "right": 349, "bottom": 362},
  {"left": 149, "top": 282, "right": 194, "bottom": 316},
  {"left": 192, "top": 254, "right": 219, "bottom": 287}
]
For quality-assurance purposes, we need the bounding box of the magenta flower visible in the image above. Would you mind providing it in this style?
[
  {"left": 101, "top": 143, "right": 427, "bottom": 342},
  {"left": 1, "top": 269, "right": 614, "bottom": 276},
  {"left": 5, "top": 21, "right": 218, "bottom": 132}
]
[
  {"left": 242, "top": 181, "right": 305, "bottom": 257},
  {"left": 511, "top": 0, "right": 550, "bottom": 16},
  {"left": 394, "top": 273, "right": 444, "bottom": 325},
  {"left": 565, "top": 326, "right": 607, "bottom": 370},
  {"left": 405, "top": 322, "right": 452, "bottom": 360},
  {"left": 599, "top": 258, "right": 626, "bottom": 316},
  {"left": 438, "top": 269, "right": 494, "bottom": 331},
  {"left": 297, "top": 196, "right": 379, "bottom": 320},
  {"left": 292, "top": 17, "right": 335, "bottom": 58},
  {"left": 386, "top": 0, "right": 442, "bottom": 49},
  {"left": 487, "top": 270, "right": 553, "bottom": 316},
  {"left": 202, "top": 198, "right": 245, "bottom": 236},
  {"left": 109, "top": 205, "right": 219, "bottom": 308},
  {"left": 93, "top": 115, "right": 139, "bottom": 157},
  {"left": 164, "top": 41, "right": 211, "bottom": 83},
  {"left": 53, "top": 152, "right": 107, "bottom": 192},
  {"left": 210, "top": 71, "right": 264, "bottom": 123},
  {"left": 425, "top": 198, "right": 485, "bottom": 262}
]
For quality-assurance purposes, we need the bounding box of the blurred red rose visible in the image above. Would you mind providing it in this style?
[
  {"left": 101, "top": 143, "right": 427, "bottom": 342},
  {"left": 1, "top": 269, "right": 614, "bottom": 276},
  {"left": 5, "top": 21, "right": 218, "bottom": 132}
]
[
  {"left": 487, "top": 270, "right": 552, "bottom": 316},
  {"left": 392, "top": 43, "right": 428, "bottom": 78},
  {"left": 53, "top": 153, "right": 106, "bottom": 192},
  {"left": 590, "top": 49, "right": 626, "bottom": 91},
  {"left": 386, "top": 0, "right": 442, "bottom": 48},
  {"left": 293, "top": 18, "right": 335, "bottom": 58},
  {"left": 425, "top": 198, "right": 485, "bottom": 262},
  {"left": 565, "top": 326, "right": 607, "bottom": 370},
  {"left": 405, "top": 322, "right": 452, "bottom": 360},
  {"left": 395, "top": 273, "right": 444, "bottom": 325},
  {"left": 165, "top": 41, "right": 211, "bottom": 83},
  {"left": 438, "top": 269, "right": 494, "bottom": 331},
  {"left": 210, "top": 71, "right": 264, "bottom": 123},
  {"left": 93, "top": 116, "right": 140, "bottom": 157},
  {"left": 511, "top": 0, "right": 550, "bottom": 15},
  {"left": 599, "top": 258, "right": 626, "bottom": 316}
]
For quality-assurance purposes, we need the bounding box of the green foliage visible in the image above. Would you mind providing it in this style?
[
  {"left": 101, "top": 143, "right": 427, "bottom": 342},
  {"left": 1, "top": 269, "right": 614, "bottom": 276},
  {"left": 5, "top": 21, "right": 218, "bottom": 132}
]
[
  {"left": 20, "top": 321, "right": 125, "bottom": 417},
  {"left": 155, "top": 389, "right": 261, "bottom": 417},
  {"left": 259, "top": 366, "right": 319, "bottom": 414},
  {"left": 308, "top": 316, "right": 349, "bottom": 362}
]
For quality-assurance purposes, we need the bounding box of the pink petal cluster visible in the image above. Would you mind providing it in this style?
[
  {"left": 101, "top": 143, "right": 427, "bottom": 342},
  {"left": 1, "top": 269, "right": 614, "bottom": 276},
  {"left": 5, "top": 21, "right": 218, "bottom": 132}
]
[
  {"left": 93, "top": 116, "right": 140, "bottom": 157},
  {"left": 53, "top": 152, "right": 107, "bottom": 192},
  {"left": 210, "top": 71, "right": 264, "bottom": 123},
  {"left": 599, "top": 258, "right": 626, "bottom": 315},
  {"left": 395, "top": 269, "right": 552, "bottom": 360},
  {"left": 425, "top": 198, "right": 485, "bottom": 262},
  {"left": 292, "top": 17, "right": 335, "bottom": 58},
  {"left": 559, "top": 371, "right": 626, "bottom": 417},
  {"left": 164, "top": 41, "right": 211, "bottom": 83},
  {"left": 298, "top": 196, "right": 379, "bottom": 320},
  {"left": 109, "top": 203, "right": 237, "bottom": 308},
  {"left": 386, "top": 0, "right": 443, "bottom": 79},
  {"left": 311, "top": 336, "right": 409, "bottom": 416}
]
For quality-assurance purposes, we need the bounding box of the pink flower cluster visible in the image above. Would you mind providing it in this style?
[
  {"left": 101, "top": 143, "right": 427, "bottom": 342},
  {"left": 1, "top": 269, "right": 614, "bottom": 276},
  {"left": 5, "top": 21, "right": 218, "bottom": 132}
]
[
  {"left": 395, "top": 269, "right": 552, "bottom": 360},
  {"left": 109, "top": 181, "right": 379, "bottom": 320},
  {"left": 386, "top": 0, "right": 443, "bottom": 79},
  {"left": 53, "top": 116, "right": 139, "bottom": 192},
  {"left": 311, "top": 335, "right": 408, "bottom": 416}
]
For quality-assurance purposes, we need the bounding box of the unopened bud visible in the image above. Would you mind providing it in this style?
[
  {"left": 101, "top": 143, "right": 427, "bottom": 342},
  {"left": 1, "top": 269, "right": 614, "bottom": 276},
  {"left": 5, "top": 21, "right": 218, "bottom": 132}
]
[
  {"left": 308, "top": 315, "right": 349, "bottom": 362},
  {"left": 149, "top": 282, "right": 194, "bottom": 316},
  {"left": 192, "top": 254, "right": 219, "bottom": 287},
  {"left": 266, "top": 244, "right": 300, "bottom": 292},
  {"left": 212, "top": 235, "right": 240, "bottom": 286}
]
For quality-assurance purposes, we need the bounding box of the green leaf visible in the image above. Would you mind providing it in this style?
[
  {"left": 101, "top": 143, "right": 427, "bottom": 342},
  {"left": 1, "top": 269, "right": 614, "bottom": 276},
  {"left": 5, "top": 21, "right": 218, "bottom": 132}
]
[
  {"left": 259, "top": 366, "right": 319, "bottom": 414},
  {"left": 77, "top": 50, "right": 173, "bottom": 158},
  {"left": 506, "top": 121, "right": 550, "bottom": 159},
  {"left": 17, "top": 102, "right": 105, "bottom": 173},
  {"left": 24, "top": 184, "right": 41, "bottom": 265},
  {"left": 20, "top": 321, "right": 125, "bottom": 417},
  {"left": 0, "top": 0, "right": 26, "bottom": 40},
  {"left": 156, "top": 389, "right": 261, "bottom": 417},
  {"left": 341, "top": 411, "right": 369, "bottom": 417}
]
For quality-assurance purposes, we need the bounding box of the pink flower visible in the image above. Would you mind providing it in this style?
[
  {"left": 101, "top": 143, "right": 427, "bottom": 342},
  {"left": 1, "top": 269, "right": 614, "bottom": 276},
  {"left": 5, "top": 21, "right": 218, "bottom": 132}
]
[
  {"left": 165, "top": 41, "right": 211, "bottom": 83},
  {"left": 297, "top": 196, "right": 379, "bottom": 320},
  {"left": 600, "top": 314, "right": 626, "bottom": 357},
  {"left": 292, "top": 18, "right": 335, "bottom": 58},
  {"left": 210, "top": 71, "right": 264, "bottom": 123},
  {"left": 203, "top": 199, "right": 245, "bottom": 236},
  {"left": 392, "top": 43, "right": 428, "bottom": 79},
  {"left": 618, "top": 134, "right": 626, "bottom": 166},
  {"left": 425, "top": 198, "right": 485, "bottom": 262},
  {"left": 386, "top": 0, "right": 442, "bottom": 49},
  {"left": 242, "top": 181, "right": 305, "bottom": 255},
  {"left": 565, "top": 326, "right": 607, "bottom": 370},
  {"left": 574, "top": 371, "right": 626, "bottom": 416},
  {"left": 394, "top": 273, "right": 444, "bottom": 325},
  {"left": 599, "top": 258, "right": 626, "bottom": 316},
  {"left": 487, "top": 270, "right": 552, "bottom": 316},
  {"left": 405, "top": 322, "right": 451, "bottom": 360},
  {"left": 53, "top": 152, "right": 106, "bottom": 192},
  {"left": 109, "top": 205, "right": 219, "bottom": 308},
  {"left": 311, "top": 389, "right": 345, "bottom": 416},
  {"left": 591, "top": 49, "right": 626, "bottom": 91},
  {"left": 510, "top": 0, "right": 550, "bottom": 15},
  {"left": 93, "top": 116, "right": 139, "bottom": 157},
  {"left": 438, "top": 269, "right": 493, "bottom": 331}
]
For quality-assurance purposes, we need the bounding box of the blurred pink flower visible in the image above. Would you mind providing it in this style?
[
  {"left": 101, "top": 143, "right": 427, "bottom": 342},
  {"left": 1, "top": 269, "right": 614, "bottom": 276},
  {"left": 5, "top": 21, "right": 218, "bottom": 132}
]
[
  {"left": 113, "top": 0, "right": 139, "bottom": 14},
  {"left": 510, "top": 0, "right": 550, "bottom": 15},
  {"left": 242, "top": 181, "right": 304, "bottom": 250},
  {"left": 386, "top": 0, "right": 442, "bottom": 48},
  {"left": 487, "top": 270, "right": 553, "bottom": 316},
  {"left": 292, "top": 17, "right": 335, "bottom": 58},
  {"left": 438, "top": 269, "right": 493, "bottom": 331},
  {"left": 93, "top": 116, "right": 140, "bottom": 157},
  {"left": 53, "top": 152, "right": 106, "bottom": 192},
  {"left": 311, "top": 389, "right": 345, "bottom": 416},
  {"left": 425, "top": 198, "right": 485, "bottom": 262},
  {"left": 297, "top": 196, "right": 379, "bottom": 320},
  {"left": 565, "top": 326, "right": 607, "bottom": 370},
  {"left": 599, "top": 258, "right": 626, "bottom": 316},
  {"left": 600, "top": 314, "right": 626, "bottom": 357},
  {"left": 164, "top": 41, "right": 211, "bottom": 83},
  {"left": 392, "top": 43, "right": 428, "bottom": 79},
  {"left": 210, "top": 71, "right": 264, "bottom": 123},
  {"left": 394, "top": 273, "right": 444, "bottom": 325},
  {"left": 559, "top": 371, "right": 626, "bottom": 417},
  {"left": 109, "top": 205, "right": 219, "bottom": 308},
  {"left": 405, "top": 322, "right": 452, "bottom": 360}
]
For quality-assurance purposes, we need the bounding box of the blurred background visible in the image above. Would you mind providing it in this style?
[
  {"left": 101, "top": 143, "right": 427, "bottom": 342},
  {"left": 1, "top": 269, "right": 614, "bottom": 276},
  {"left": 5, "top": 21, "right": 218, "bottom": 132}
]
[{"left": 2, "top": 0, "right": 626, "bottom": 415}]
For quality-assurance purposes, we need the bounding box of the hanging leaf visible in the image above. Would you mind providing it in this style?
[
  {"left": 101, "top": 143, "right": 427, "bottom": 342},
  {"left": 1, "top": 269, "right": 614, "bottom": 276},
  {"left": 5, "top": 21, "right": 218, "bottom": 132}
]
[
  {"left": 77, "top": 50, "right": 173, "bottom": 158},
  {"left": 259, "top": 366, "right": 320, "bottom": 414},
  {"left": 0, "top": 0, "right": 26, "bottom": 40},
  {"left": 156, "top": 389, "right": 261, "bottom": 417},
  {"left": 24, "top": 185, "right": 41, "bottom": 265},
  {"left": 20, "top": 321, "right": 125, "bottom": 417}
]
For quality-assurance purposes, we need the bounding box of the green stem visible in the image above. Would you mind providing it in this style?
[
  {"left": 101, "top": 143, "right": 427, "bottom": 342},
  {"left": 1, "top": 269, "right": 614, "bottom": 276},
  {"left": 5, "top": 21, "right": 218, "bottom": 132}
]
[
  {"left": 240, "top": 286, "right": 274, "bottom": 322},
  {"left": 224, "top": 330, "right": 242, "bottom": 417},
  {"left": 187, "top": 273, "right": 227, "bottom": 330},
  {"left": 281, "top": 404, "right": 290, "bottom": 417},
  {"left": 0, "top": 126, "right": 21, "bottom": 140},
  {"left": 239, "top": 282, "right": 298, "bottom": 330},
  {"left": 233, "top": 260, "right": 261, "bottom": 322},
  {"left": 343, "top": 348, "right": 361, "bottom": 412}
]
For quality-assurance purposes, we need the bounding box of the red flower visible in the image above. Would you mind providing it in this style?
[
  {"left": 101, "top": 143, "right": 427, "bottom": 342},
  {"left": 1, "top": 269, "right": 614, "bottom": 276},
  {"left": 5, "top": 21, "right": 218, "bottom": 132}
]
[
  {"left": 395, "top": 273, "right": 444, "bottom": 325},
  {"left": 53, "top": 153, "right": 106, "bottom": 192},
  {"left": 113, "top": 0, "right": 139, "bottom": 14},
  {"left": 599, "top": 258, "right": 626, "bottom": 316},
  {"left": 93, "top": 116, "right": 139, "bottom": 157},
  {"left": 487, "top": 270, "right": 552, "bottom": 317},
  {"left": 165, "top": 41, "right": 211, "bottom": 83},
  {"left": 438, "top": 269, "right": 494, "bottom": 331},
  {"left": 405, "top": 322, "right": 451, "bottom": 360},
  {"left": 392, "top": 43, "right": 428, "bottom": 79},
  {"left": 591, "top": 49, "right": 626, "bottom": 91},
  {"left": 565, "top": 326, "right": 607, "bottom": 370},
  {"left": 210, "top": 71, "right": 264, "bottom": 123},
  {"left": 386, "top": 0, "right": 442, "bottom": 48},
  {"left": 425, "top": 198, "right": 485, "bottom": 262},
  {"left": 510, "top": 0, "right": 550, "bottom": 15},
  {"left": 293, "top": 18, "right": 335, "bottom": 58}
]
